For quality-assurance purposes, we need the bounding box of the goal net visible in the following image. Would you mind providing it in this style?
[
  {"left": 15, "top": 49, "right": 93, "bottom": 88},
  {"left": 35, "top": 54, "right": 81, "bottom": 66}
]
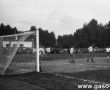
[{"left": 0, "top": 30, "right": 40, "bottom": 75}]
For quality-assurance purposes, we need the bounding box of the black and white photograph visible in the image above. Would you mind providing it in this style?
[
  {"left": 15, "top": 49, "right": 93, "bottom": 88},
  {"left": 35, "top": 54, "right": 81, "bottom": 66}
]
[{"left": 0, "top": 0, "right": 110, "bottom": 90}]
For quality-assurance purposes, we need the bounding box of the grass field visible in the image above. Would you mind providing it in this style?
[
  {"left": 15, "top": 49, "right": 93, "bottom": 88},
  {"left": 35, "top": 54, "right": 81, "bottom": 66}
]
[{"left": 0, "top": 53, "right": 110, "bottom": 90}]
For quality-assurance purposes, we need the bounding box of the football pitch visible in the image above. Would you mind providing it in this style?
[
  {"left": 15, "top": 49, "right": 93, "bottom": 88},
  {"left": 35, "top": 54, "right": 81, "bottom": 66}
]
[
  {"left": 1, "top": 53, "right": 110, "bottom": 74},
  {"left": 41, "top": 56, "right": 110, "bottom": 73},
  {"left": 10, "top": 53, "right": 110, "bottom": 73},
  {"left": 1, "top": 53, "right": 110, "bottom": 90},
  {"left": 1, "top": 53, "right": 110, "bottom": 75}
]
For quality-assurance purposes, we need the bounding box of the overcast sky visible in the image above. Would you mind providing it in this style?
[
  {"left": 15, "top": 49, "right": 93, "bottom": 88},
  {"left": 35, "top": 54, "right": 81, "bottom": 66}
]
[{"left": 0, "top": 0, "right": 110, "bottom": 36}]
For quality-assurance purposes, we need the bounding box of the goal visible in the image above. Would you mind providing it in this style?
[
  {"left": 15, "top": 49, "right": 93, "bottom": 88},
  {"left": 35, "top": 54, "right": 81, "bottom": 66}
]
[{"left": 0, "top": 30, "right": 40, "bottom": 75}]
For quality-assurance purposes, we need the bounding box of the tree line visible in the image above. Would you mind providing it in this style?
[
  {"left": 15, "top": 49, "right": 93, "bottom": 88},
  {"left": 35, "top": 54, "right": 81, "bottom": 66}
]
[
  {"left": 1, "top": 19, "right": 110, "bottom": 48},
  {"left": 0, "top": 23, "right": 56, "bottom": 48},
  {"left": 0, "top": 23, "right": 22, "bottom": 36},
  {"left": 57, "top": 19, "right": 110, "bottom": 48},
  {"left": 29, "top": 26, "right": 56, "bottom": 47}
]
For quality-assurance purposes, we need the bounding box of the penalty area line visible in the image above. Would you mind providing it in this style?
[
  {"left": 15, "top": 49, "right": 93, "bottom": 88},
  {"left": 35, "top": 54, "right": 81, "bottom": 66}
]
[
  {"left": 55, "top": 74, "right": 110, "bottom": 85},
  {"left": 76, "top": 63, "right": 109, "bottom": 69}
]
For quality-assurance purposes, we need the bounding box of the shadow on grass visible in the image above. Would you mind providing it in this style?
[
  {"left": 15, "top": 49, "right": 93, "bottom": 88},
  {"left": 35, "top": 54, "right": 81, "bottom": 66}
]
[
  {"left": 0, "top": 84, "right": 7, "bottom": 90},
  {"left": 0, "top": 72, "right": 78, "bottom": 90},
  {"left": 61, "top": 69, "right": 110, "bottom": 83},
  {"left": 0, "top": 69, "right": 110, "bottom": 90}
]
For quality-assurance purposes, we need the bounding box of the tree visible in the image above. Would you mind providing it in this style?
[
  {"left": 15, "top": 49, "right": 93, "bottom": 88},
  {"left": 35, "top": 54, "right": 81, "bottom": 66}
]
[
  {"left": 57, "top": 34, "right": 74, "bottom": 48},
  {"left": 73, "top": 19, "right": 103, "bottom": 48},
  {"left": 29, "top": 26, "right": 56, "bottom": 48},
  {"left": 60, "top": 18, "right": 110, "bottom": 48},
  {"left": 0, "top": 23, "right": 19, "bottom": 36},
  {"left": 30, "top": 26, "right": 36, "bottom": 31}
]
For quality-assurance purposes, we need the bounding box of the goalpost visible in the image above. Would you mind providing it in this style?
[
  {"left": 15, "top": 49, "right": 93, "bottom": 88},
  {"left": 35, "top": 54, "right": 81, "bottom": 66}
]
[{"left": 0, "top": 29, "right": 40, "bottom": 74}]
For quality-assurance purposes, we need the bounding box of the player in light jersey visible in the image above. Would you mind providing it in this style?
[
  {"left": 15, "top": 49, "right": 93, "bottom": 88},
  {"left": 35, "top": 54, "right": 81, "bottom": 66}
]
[
  {"left": 106, "top": 47, "right": 110, "bottom": 62},
  {"left": 46, "top": 47, "right": 51, "bottom": 54},
  {"left": 39, "top": 48, "right": 45, "bottom": 72},
  {"left": 87, "top": 45, "right": 94, "bottom": 62},
  {"left": 70, "top": 47, "right": 75, "bottom": 63}
]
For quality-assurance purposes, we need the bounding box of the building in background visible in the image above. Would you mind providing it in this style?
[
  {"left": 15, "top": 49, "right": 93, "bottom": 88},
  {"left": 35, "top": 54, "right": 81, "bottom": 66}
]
[{"left": 2, "top": 41, "right": 33, "bottom": 48}]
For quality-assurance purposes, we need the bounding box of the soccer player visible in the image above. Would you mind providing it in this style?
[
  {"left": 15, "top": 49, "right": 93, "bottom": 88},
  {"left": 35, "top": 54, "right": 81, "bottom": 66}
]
[
  {"left": 39, "top": 48, "right": 45, "bottom": 72},
  {"left": 106, "top": 47, "right": 110, "bottom": 62},
  {"left": 70, "top": 47, "right": 75, "bottom": 63},
  {"left": 87, "top": 45, "right": 94, "bottom": 62},
  {"left": 46, "top": 47, "right": 51, "bottom": 54}
]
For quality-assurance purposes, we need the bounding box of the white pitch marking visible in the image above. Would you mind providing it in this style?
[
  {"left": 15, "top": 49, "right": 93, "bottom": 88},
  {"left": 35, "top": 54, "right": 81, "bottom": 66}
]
[{"left": 76, "top": 63, "right": 109, "bottom": 68}]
